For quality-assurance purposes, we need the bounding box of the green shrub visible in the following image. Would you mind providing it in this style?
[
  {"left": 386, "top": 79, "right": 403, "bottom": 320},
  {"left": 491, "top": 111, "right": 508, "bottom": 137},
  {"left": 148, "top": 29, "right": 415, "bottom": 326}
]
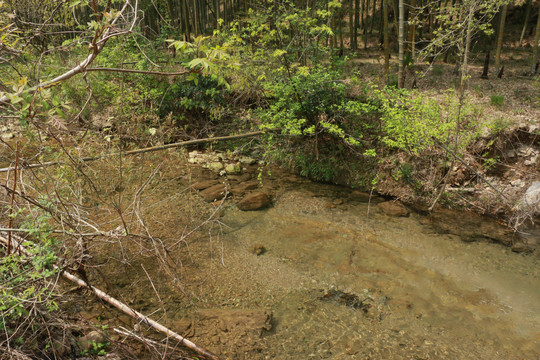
[
  {"left": 0, "top": 210, "right": 59, "bottom": 333},
  {"left": 489, "top": 116, "right": 510, "bottom": 135},
  {"left": 158, "top": 75, "right": 228, "bottom": 124},
  {"left": 490, "top": 95, "right": 504, "bottom": 106}
]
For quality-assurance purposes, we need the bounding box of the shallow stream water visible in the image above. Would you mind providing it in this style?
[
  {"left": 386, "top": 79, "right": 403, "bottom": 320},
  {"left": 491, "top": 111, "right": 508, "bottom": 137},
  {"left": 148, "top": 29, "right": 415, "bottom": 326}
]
[{"left": 210, "top": 176, "right": 540, "bottom": 359}]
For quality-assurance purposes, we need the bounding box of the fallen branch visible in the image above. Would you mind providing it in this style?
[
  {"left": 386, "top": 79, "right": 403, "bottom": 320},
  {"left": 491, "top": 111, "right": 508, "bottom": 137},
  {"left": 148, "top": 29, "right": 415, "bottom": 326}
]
[
  {"left": 0, "top": 131, "right": 264, "bottom": 173},
  {"left": 0, "top": 232, "right": 219, "bottom": 360}
]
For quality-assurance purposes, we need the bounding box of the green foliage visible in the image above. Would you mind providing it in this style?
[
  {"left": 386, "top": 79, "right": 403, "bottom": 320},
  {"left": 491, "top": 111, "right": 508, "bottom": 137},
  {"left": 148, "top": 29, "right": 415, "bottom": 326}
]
[
  {"left": 362, "top": 86, "right": 480, "bottom": 155},
  {"left": 158, "top": 75, "right": 229, "bottom": 125},
  {"left": 260, "top": 67, "right": 362, "bottom": 144},
  {"left": 482, "top": 153, "right": 499, "bottom": 171},
  {"left": 212, "top": 0, "right": 338, "bottom": 100},
  {"left": 490, "top": 95, "right": 504, "bottom": 107},
  {"left": 295, "top": 153, "right": 339, "bottom": 182},
  {"left": 81, "top": 340, "right": 110, "bottom": 356},
  {"left": 489, "top": 116, "right": 510, "bottom": 135},
  {"left": 425, "top": 0, "right": 507, "bottom": 60},
  {"left": 398, "top": 163, "right": 414, "bottom": 184},
  {"left": 0, "top": 209, "right": 59, "bottom": 332}
]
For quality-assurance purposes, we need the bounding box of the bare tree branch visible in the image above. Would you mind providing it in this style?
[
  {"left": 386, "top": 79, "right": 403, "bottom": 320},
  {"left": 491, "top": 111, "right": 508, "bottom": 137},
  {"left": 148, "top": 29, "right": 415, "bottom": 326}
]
[{"left": 0, "top": 0, "right": 137, "bottom": 106}]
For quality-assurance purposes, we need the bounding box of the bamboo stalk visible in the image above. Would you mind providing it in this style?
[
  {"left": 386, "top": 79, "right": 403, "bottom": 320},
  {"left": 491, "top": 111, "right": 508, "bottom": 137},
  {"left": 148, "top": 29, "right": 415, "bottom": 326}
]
[
  {"left": 0, "top": 233, "right": 219, "bottom": 360},
  {"left": 0, "top": 131, "right": 264, "bottom": 173}
]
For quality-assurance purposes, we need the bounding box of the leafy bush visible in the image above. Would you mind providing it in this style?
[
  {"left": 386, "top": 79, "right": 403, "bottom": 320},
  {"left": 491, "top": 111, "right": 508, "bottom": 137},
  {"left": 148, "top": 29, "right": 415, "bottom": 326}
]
[
  {"left": 259, "top": 66, "right": 369, "bottom": 181},
  {"left": 366, "top": 86, "right": 479, "bottom": 155},
  {"left": 490, "top": 95, "right": 504, "bottom": 106},
  {"left": 0, "top": 210, "right": 59, "bottom": 338},
  {"left": 158, "top": 75, "right": 228, "bottom": 125}
]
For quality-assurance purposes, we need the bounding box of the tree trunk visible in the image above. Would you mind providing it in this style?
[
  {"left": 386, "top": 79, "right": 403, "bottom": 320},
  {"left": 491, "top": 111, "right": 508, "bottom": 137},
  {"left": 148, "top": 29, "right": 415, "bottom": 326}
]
[
  {"left": 214, "top": 0, "right": 217, "bottom": 30},
  {"left": 354, "top": 0, "right": 360, "bottom": 50},
  {"left": 531, "top": 4, "right": 540, "bottom": 74},
  {"left": 461, "top": 4, "right": 474, "bottom": 93},
  {"left": 182, "top": 0, "right": 191, "bottom": 41},
  {"left": 384, "top": 0, "right": 390, "bottom": 79},
  {"left": 494, "top": 4, "right": 507, "bottom": 72},
  {"left": 520, "top": 0, "right": 532, "bottom": 46},
  {"left": 363, "top": 0, "right": 370, "bottom": 48},
  {"left": 398, "top": 0, "right": 404, "bottom": 88},
  {"left": 349, "top": 0, "right": 354, "bottom": 49},
  {"left": 408, "top": 0, "right": 416, "bottom": 60}
]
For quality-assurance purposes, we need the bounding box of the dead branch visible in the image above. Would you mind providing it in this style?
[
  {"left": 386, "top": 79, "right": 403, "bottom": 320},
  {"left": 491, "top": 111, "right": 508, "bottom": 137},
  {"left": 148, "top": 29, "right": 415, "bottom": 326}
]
[
  {"left": 0, "top": 0, "right": 136, "bottom": 106},
  {"left": 0, "top": 131, "right": 264, "bottom": 173},
  {"left": 84, "top": 67, "right": 195, "bottom": 76},
  {"left": 0, "top": 232, "right": 219, "bottom": 360}
]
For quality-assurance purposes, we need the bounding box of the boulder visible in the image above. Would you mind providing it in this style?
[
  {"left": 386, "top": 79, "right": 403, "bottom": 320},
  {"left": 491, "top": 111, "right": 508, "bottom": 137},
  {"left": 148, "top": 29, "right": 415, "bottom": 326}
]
[
  {"left": 237, "top": 192, "right": 271, "bottom": 211},
  {"left": 206, "top": 161, "right": 224, "bottom": 172},
  {"left": 238, "top": 156, "right": 257, "bottom": 165},
  {"left": 1, "top": 132, "right": 14, "bottom": 140},
  {"left": 378, "top": 201, "right": 409, "bottom": 217},
  {"left": 200, "top": 184, "right": 228, "bottom": 202},
  {"left": 241, "top": 181, "right": 259, "bottom": 191},
  {"left": 225, "top": 163, "right": 241, "bottom": 174},
  {"left": 523, "top": 182, "right": 540, "bottom": 208}
]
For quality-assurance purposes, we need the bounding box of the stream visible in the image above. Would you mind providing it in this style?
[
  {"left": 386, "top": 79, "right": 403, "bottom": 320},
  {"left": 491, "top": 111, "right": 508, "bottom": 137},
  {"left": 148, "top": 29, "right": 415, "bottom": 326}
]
[{"left": 202, "top": 172, "right": 540, "bottom": 359}]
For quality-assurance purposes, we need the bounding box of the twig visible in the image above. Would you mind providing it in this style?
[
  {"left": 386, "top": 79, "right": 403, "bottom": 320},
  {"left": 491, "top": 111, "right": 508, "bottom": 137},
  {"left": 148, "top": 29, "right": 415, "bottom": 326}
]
[
  {"left": 114, "top": 326, "right": 193, "bottom": 358},
  {"left": 6, "top": 141, "right": 20, "bottom": 254},
  {"left": 141, "top": 264, "right": 163, "bottom": 304},
  {"left": 0, "top": 232, "right": 219, "bottom": 360},
  {"left": 0, "top": 131, "right": 264, "bottom": 173}
]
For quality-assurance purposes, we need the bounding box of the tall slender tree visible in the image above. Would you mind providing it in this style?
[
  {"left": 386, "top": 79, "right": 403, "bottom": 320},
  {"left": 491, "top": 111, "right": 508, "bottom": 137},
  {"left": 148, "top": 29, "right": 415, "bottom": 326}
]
[
  {"left": 494, "top": 4, "right": 507, "bottom": 72},
  {"left": 383, "top": 0, "right": 390, "bottom": 78},
  {"left": 398, "top": 0, "right": 405, "bottom": 87},
  {"left": 531, "top": 4, "right": 540, "bottom": 74}
]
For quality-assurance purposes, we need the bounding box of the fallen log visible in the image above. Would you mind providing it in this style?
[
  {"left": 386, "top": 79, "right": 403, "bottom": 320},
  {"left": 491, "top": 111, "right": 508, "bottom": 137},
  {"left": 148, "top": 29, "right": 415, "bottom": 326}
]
[
  {"left": 0, "top": 232, "right": 219, "bottom": 360},
  {"left": 0, "top": 131, "right": 264, "bottom": 173}
]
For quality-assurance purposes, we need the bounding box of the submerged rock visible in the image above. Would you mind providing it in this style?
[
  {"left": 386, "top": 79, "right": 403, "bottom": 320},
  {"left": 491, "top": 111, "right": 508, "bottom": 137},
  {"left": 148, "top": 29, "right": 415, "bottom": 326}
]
[
  {"left": 427, "top": 208, "right": 512, "bottom": 244},
  {"left": 192, "top": 180, "right": 219, "bottom": 191},
  {"left": 200, "top": 183, "right": 228, "bottom": 202},
  {"left": 237, "top": 192, "right": 271, "bottom": 211},
  {"left": 378, "top": 201, "right": 409, "bottom": 217},
  {"left": 511, "top": 242, "right": 534, "bottom": 253},
  {"left": 250, "top": 244, "right": 266, "bottom": 255}
]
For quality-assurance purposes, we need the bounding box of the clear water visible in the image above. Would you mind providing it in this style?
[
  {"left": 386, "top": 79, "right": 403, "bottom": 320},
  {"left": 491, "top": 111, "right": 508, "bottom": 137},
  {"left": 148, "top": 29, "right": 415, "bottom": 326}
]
[{"left": 216, "top": 183, "right": 540, "bottom": 359}]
